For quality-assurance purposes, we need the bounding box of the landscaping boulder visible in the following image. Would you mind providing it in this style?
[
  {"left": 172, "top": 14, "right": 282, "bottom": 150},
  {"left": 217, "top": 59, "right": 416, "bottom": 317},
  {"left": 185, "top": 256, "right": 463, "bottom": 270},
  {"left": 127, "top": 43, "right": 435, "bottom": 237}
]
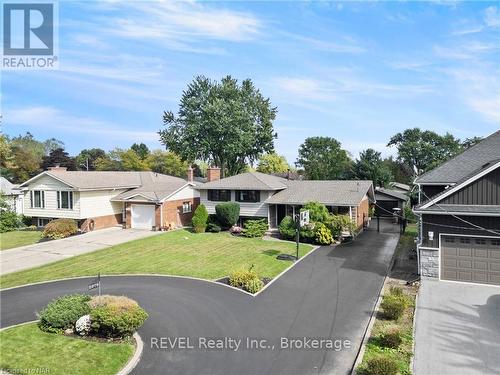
[{"left": 75, "top": 314, "right": 91, "bottom": 336}]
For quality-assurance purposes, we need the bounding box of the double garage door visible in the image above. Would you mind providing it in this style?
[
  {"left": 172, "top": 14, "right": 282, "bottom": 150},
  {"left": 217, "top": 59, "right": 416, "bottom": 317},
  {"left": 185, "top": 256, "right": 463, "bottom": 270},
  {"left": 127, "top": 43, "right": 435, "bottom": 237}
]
[{"left": 441, "top": 235, "right": 500, "bottom": 285}]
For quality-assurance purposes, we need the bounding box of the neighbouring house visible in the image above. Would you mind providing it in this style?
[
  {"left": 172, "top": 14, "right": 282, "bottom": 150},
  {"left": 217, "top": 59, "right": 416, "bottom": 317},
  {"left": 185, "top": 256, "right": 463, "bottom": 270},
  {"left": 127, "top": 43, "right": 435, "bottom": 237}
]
[
  {"left": 19, "top": 166, "right": 200, "bottom": 231},
  {"left": 388, "top": 182, "right": 411, "bottom": 194},
  {"left": 414, "top": 130, "right": 500, "bottom": 286},
  {"left": 196, "top": 168, "right": 375, "bottom": 231},
  {"left": 0, "top": 177, "right": 24, "bottom": 214},
  {"left": 374, "top": 187, "right": 409, "bottom": 217}
]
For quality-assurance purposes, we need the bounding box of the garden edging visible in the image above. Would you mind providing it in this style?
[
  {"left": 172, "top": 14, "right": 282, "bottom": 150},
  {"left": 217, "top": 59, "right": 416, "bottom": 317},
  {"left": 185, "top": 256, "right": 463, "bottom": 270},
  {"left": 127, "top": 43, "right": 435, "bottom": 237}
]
[{"left": 117, "top": 332, "right": 143, "bottom": 375}]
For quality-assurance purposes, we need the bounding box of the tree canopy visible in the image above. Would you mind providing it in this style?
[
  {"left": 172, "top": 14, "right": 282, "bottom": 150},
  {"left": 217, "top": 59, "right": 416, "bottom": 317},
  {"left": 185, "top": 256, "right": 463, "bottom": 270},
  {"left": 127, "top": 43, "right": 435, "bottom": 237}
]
[
  {"left": 76, "top": 148, "right": 107, "bottom": 171},
  {"left": 41, "top": 148, "right": 76, "bottom": 171},
  {"left": 296, "top": 137, "right": 351, "bottom": 180},
  {"left": 159, "top": 75, "right": 277, "bottom": 177},
  {"left": 146, "top": 150, "right": 188, "bottom": 177},
  {"left": 131, "top": 143, "right": 150, "bottom": 160},
  {"left": 256, "top": 153, "right": 290, "bottom": 174},
  {"left": 352, "top": 149, "right": 393, "bottom": 187}
]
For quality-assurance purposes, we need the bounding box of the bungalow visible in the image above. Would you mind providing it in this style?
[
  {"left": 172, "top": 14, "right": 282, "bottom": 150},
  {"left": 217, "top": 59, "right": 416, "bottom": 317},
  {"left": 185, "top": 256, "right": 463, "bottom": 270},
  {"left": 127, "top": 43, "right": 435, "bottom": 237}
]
[
  {"left": 196, "top": 168, "right": 375, "bottom": 231},
  {"left": 0, "top": 177, "right": 24, "bottom": 214},
  {"left": 374, "top": 187, "right": 409, "bottom": 217},
  {"left": 19, "top": 166, "right": 200, "bottom": 231},
  {"left": 414, "top": 130, "right": 500, "bottom": 286}
]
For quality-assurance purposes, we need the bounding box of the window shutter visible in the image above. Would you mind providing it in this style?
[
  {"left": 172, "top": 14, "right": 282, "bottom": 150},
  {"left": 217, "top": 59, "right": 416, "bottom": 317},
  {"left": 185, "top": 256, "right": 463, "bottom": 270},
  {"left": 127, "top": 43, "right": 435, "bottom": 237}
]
[
  {"left": 41, "top": 191, "right": 45, "bottom": 208},
  {"left": 30, "top": 191, "right": 33, "bottom": 208},
  {"left": 69, "top": 192, "right": 73, "bottom": 209},
  {"left": 57, "top": 191, "right": 60, "bottom": 209}
]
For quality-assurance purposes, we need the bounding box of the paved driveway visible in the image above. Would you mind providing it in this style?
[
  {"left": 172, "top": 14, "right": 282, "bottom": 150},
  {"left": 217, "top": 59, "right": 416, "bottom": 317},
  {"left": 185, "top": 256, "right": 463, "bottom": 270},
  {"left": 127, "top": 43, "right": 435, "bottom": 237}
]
[
  {"left": 0, "top": 227, "right": 162, "bottom": 275},
  {"left": 0, "top": 222, "right": 400, "bottom": 375},
  {"left": 414, "top": 279, "right": 500, "bottom": 375}
]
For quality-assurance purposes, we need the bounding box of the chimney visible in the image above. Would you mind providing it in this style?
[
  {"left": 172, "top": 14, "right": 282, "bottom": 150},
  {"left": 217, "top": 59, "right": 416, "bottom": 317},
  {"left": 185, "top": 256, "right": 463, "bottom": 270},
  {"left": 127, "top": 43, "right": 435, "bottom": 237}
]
[
  {"left": 187, "top": 166, "right": 194, "bottom": 182},
  {"left": 207, "top": 167, "right": 221, "bottom": 182},
  {"left": 48, "top": 164, "right": 67, "bottom": 171}
]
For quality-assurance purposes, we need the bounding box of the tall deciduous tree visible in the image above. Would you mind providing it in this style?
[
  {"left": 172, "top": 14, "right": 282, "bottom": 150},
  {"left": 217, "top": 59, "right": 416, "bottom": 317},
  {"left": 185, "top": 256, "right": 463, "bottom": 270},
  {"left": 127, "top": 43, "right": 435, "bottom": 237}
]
[
  {"left": 387, "top": 128, "right": 463, "bottom": 176},
  {"left": 159, "top": 75, "right": 277, "bottom": 177},
  {"left": 256, "top": 153, "right": 290, "bottom": 174},
  {"left": 382, "top": 156, "right": 413, "bottom": 185},
  {"left": 352, "top": 149, "right": 393, "bottom": 187},
  {"left": 41, "top": 148, "right": 76, "bottom": 170},
  {"left": 296, "top": 137, "right": 351, "bottom": 180},
  {"left": 131, "top": 143, "right": 150, "bottom": 160},
  {"left": 76, "top": 148, "right": 107, "bottom": 171},
  {"left": 9, "top": 133, "right": 45, "bottom": 182},
  {"left": 94, "top": 148, "right": 150, "bottom": 171},
  {"left": 146, "top": 150, "right": 188, "bottom": 177}
]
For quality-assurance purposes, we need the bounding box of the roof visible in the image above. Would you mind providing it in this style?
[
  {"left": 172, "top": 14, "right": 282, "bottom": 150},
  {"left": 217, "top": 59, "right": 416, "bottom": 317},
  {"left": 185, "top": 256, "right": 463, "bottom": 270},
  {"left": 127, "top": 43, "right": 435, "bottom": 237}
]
[
  {"left": 375, "top": 188, "right": 409, "bottom": 202},
  {"left": 196, "top": 172, "right": 288, "bottom": 190},
  {"left": 0, "top": 177, "right": 21, "bottom": 195},
  {"left": 414, "top": 204, "right": 500, "bottom": 215},
  {"left": 266, "top": 180, "right": 374, "bottom": 206},
  {"left": 389, "top": 182, "right": 410, "bottom": 191},
  {"left": 416, "top": 130, "right": 500, "bottom": 184}
]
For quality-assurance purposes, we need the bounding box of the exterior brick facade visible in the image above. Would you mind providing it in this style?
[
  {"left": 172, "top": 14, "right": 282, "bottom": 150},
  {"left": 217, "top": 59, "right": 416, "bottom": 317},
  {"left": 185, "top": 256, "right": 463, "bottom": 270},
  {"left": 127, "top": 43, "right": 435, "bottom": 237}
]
[
  {"left": 355, "top": 198, "right": 370, "bottom": 229},
  {"left": 79, "top": 214, "right": 122, "bottom": 232}
]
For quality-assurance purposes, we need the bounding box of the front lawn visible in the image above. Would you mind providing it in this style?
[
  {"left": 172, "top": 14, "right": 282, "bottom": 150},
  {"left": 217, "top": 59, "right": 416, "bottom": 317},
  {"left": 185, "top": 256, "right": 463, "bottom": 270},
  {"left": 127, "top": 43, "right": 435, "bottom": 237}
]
[
  {"left": 0, "top": 323, "right": 133, "bottom": 375},
  {"left": 0, "top": 230, "right": 42, "bottom": 250},
  {"left": 0, "top": 229, "right": 313, "bottom": 289}
]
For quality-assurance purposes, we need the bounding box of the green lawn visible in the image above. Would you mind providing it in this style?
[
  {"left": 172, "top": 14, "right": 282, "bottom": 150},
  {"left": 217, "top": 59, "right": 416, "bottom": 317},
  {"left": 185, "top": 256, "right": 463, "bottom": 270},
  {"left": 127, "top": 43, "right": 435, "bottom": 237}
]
[
  {"left": 0, "top": 323, "right": 133, "bottom": 375},
  {"left": 0, "top": 230, "right": 42, "bottom": 250},
  {"left": 0, "top": 229, "right": 313, "bottom": 289}
]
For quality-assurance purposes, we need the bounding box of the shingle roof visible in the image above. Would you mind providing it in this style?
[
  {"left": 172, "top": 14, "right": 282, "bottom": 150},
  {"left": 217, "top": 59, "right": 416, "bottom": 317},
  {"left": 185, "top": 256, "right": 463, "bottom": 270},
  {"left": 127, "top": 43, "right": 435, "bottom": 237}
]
[
  {"left": 389, "top": 182, "right": 410, "bottom": 191},
  {"left": 266, "top": 180, "right": 374, "bottom": 206},
  {"left": 0, "top": 177, "right": 21, "bottom": 196},
  {"left": 111, "top": 172, "right": 189, "bottom": 201},
  {"left": 196, "top": 172, "right": 288, "bottom": 190},
  {"left": 415, "top": 204, "right": 500, "bottom": 215},
  {"left": 416, "top": 130, "right": 500, "bottom": 184},
  {"left": 375, "top": 188, "right": 409, "bottom": 202}
]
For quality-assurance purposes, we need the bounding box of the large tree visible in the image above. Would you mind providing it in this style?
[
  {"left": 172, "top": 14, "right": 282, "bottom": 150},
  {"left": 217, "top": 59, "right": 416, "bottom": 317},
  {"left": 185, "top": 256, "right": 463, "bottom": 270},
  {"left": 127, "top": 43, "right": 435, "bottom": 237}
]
[
  {"left": 256, "top": 153, "right": 290, "bottom": 174},
  {"left": 352, "top": 149, "right": 393, "bottom": 187},
  {"left": 146, "top": 150, "right": 188, "bottom": 177},
  {"left": 382, "top": 156, "right": 413, "bottom": 185},
  {"left": 159, "top": 75, "right": 277, "bottom": 177},
  {"left": 76, "top": 148, "right": 106, "bottom": 171},
  {"left": 41, "top": 148, "right": 76, "bottom": 170},
  {"left": 131, "top": 143, "right": 150, "bottom": 160},
  {"left": 8, "top": 133, "right": 45, "bottom": 182},
  {"left": 94, "top": 148, "right": 150, "bottom": 171},
  {"left": 296, "top": 137, "right": 351, "bottom": 180},
  {"left": 387, "top": 128, "right": 463, "bottom": 177}
]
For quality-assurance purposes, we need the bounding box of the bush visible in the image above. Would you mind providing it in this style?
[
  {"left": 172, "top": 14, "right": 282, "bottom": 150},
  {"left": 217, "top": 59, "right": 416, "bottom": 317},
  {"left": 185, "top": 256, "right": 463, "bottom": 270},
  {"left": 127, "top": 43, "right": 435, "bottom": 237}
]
[
  {"left": 215, "top": 202, "right": 240, "bottom": 229},
  {"left": 389, "top": 286, "right": 404, "bottom": 297},
  {"left": 243, "top": 219, "right": 268, "bottom": 238},
  {"left": 278, "top": 216, "right": 296, "bottom": 240},
  {"left": 365, "top": 355, "right": 399, "bottom": 375},
  {"left": 41, "top": 218, "right": 78, "bottom": 239},
  {"left": 329, "top": 214, "right": 355, "bottom": 238},
  {"left": 0, "top": 211, "right": 23, "bottom": 233},
  {"left": 229, "top": 267, "right": 258, "bottom": 290},
  {"left": 381, "top": 294, "right": 408, "bottom": 320},
  {"left": 315, "top": 223, "right": 333, "bottom": 245},
  {"left": 206, "top": 222, "right": 221, "bottom": 233},
  {"left": 38, "top": 294, "right": 91, "bottom": 333},
  {"left": 302, "top": 201, "right": 330, "bottom": 223},
  {"left": 192, "top": 204, "right": 209, "bottom": 233},
  {"left": 245, "top": 278, "right": 264, "bottom": 293},
  {"left": 90, "top": 295, "right": 148, "bottom": 338},
  {"left": 299, "top": 222, "right": 316, "bottom": 243},
  {"left": 379, "top": 325, "right": 403, "bottom": 348},
  {"left": 21, "top": 215, "right": 32, "bottom": 226}
]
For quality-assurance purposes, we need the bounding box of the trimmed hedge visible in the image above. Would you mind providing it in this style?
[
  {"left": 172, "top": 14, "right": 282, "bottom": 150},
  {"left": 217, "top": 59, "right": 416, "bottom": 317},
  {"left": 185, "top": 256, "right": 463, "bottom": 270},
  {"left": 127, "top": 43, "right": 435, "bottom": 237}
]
[
  {"left": 38, "top": 294, "right": 91, "bottom": 333},
  {"left": 192, "top": 204, "right": 209, "bottom": 233},
  {"left": 278, "top": 216, "right": 296, "bottom": 240},
  {"left": 42, "top": 218, "right": 78, "bottom": 240},
  {"left": 90, "top": 295, "right": 148, "bottom": 338},
  {"left": 242, "top": 219, "right": 268, "bottom": 238},
  {"left": 215, "top": 202, "right": 240, "bottom": 229}
]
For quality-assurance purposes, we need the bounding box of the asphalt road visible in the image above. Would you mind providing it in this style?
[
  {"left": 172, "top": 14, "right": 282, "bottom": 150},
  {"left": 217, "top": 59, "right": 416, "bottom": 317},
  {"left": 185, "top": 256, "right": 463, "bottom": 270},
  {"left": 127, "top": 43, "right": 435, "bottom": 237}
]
[{"left": 1, "top": 221, "right": 399, "bottom": 375}]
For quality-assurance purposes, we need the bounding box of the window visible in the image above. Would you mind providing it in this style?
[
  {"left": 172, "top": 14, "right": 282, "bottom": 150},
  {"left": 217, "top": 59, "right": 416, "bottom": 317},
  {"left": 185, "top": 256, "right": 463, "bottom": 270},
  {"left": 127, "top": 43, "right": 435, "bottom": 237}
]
[
  {"left": 207, "top": 190, "right": 231, "bottom": 201},
  {"left": 182, "top": 201, "right": 192, "bottom": 213},
  {"left": 30, "top": 190, "right": 45, "bottom": 208},
  {"left": 57, "top": 191, "right": 73, "bottom": 209},
  {"left": 475, "top": 238, "right": 486, "bottom": 245},
  {"left": 460, "top": 238, "right": 470, "bottom": 244},
  {"left": 444, "top": 237, "right": 455, "bottom": 243},
  {"left": 235, "top": 190, "right": 260, "bottom": 203},
  {"left": 492, "top": 239, "right": 500, "bottom": 246},
  {"left": 37, "top": 218, "right": 51, "bottom": 227}
]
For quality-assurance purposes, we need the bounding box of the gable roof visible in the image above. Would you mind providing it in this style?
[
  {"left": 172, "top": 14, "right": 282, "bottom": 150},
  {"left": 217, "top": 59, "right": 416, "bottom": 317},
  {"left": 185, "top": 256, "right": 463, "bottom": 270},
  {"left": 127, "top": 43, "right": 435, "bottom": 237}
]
[
  {"left": 196, "top": 172, "right": 288, "bottom": 190},
  {"left": 0, "top": 177, "right": 21, "bottom": 196},
  {"left": 266, "top": 180, "right": 374, "bottom": 206},
  {"left": 415, "top": 130, "right": 500, "bottom": 184},
  {"left": 389, "top": 182, "right": 410, "bottom": 191},
  {"left": 375, "top": 187, "right": 409, "bottom": 202}
]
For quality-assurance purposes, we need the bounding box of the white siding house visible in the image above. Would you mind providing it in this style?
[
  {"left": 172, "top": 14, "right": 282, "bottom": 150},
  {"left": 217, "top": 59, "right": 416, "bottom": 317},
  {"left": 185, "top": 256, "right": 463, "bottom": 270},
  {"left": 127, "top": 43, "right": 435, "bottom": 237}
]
[{"left": 200, "top": 189, "right": 273, "bottom": 218}]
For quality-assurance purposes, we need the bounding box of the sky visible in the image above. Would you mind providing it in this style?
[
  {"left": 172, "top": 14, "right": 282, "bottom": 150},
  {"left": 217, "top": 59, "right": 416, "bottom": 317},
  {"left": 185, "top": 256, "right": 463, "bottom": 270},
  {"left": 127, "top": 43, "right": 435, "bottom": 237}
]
[{"left": 2, "top": 0, "right": 500, "bottom": 165}]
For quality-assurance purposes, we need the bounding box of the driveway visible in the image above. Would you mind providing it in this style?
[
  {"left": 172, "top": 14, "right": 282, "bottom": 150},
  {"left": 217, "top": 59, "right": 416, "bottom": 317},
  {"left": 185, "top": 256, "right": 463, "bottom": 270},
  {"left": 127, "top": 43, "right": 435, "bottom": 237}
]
[
  {"left": 414, "top": 279, "right": 500, "bottom": 375},
  {"left": 0, "top": 227, "right": 162, "bottom": 275},
  {"left": 0, "top": 221, "right": 400, "bottom": 375}
]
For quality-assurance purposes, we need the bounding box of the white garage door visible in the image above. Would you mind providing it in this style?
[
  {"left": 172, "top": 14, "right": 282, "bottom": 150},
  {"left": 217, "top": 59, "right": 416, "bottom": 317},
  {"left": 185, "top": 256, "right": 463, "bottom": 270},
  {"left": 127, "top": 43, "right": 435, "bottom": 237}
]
[{"left": 131, "top": 204, "right": 155, "bottom": 229}]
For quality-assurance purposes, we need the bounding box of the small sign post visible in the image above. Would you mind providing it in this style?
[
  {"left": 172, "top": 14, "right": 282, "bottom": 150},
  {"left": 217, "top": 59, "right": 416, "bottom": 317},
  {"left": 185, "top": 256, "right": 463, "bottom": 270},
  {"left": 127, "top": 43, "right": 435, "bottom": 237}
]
[
  {"left": 295, "top": 210, "right": 310, "bottom": 260},
  {"left": 88, "top": 273, "right": 101, "bottom": 298}
]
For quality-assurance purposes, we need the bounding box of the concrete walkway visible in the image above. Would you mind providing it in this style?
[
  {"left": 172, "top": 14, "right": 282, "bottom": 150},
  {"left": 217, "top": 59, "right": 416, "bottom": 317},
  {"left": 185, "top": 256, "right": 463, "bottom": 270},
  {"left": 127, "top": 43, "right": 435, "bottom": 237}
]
[
  {"left": 414, "top": 278, "right": 500, "bottom": 375},
  {"left": 0, "top": 227, "right": 162, "bottom": 275}
]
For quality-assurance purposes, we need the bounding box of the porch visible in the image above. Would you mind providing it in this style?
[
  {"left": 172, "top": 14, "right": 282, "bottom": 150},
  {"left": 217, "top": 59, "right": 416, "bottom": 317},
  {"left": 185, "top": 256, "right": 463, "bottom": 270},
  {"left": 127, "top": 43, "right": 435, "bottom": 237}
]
[{"left": 268, "top": 204, "right": 354, "bottom": 228}]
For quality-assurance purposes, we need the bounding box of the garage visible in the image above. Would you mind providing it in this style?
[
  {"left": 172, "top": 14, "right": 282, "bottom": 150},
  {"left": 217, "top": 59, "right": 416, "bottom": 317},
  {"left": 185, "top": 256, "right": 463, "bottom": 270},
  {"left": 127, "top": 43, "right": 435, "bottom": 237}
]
[
  {"left": 441, "top": 235, "right": 500, "bottom": 285},
  {"left": 131, "top": 204, "right": 156, "bottom": 230}
]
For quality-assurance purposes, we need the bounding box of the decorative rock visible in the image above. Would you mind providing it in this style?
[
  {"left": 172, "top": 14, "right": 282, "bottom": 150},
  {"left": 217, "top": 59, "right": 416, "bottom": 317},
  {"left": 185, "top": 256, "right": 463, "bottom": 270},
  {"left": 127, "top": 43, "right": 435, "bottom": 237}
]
[{"left": 75, "top": 314, "right": 91, "bottom": 336}]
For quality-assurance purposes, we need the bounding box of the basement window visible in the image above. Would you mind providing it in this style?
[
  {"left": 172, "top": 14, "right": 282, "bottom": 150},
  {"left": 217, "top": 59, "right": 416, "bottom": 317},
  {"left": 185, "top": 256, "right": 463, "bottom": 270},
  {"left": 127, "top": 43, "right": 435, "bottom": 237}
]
[{"left": 182, "top": 201, "right": 192, "bottom": 213}]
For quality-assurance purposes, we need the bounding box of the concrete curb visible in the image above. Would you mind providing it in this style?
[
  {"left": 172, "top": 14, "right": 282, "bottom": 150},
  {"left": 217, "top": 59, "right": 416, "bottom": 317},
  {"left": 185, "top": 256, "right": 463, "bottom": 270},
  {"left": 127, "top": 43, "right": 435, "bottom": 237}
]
[
  {"left": 117, "top": 332, "right": 143, "bottom": 375},
  {"left": 411, "top": 284, "right": 420, "bottom": 374},
  {"left": 0, "top": 319, "right": 39, "bottom": 332}
]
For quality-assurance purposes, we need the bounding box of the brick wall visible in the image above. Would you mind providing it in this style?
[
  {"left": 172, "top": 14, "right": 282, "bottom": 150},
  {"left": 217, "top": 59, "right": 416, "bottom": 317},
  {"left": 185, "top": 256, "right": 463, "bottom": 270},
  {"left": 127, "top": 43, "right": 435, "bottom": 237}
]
[
  {"left": 356, "top": 198, "right": 369, "bottom": 229},
  {"left": 161, "top": 197, "right": 200, "bottom": 230},
  {"left": 80, "top": 213, "right": 122, "bottom": 231}
]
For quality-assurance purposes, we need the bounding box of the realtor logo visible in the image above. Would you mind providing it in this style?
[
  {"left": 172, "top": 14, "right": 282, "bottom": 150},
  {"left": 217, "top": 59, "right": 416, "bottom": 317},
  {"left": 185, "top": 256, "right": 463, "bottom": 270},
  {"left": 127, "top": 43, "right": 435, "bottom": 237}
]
[{"left": 2, "top": 2, "right": 58, "bottom": 69}]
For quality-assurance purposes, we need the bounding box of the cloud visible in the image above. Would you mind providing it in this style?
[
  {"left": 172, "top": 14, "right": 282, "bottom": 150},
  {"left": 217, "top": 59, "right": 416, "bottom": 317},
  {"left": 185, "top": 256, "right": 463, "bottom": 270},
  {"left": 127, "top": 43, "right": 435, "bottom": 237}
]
[
  {"left": 484, "top": 6, "right": 500, "bottom": 28},
  {"left": 433, "top": 41, "right": 498, "bottom": 60},
  {"left": 286, "top": 34, "right": 366, "bottom": 54},
  {"left": 5, "top": 106, "right": 158, "bottom": 141}
]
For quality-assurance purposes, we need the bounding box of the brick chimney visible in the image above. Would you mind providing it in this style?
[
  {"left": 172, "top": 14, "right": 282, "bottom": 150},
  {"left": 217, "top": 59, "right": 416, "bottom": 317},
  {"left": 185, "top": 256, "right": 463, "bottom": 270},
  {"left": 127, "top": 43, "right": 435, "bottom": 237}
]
[
  {"left": 207, "top": 167, "right": 221, "bottom": 182},
  {"left": 47, "top": 164, "right": 67, "bottom": 171},
  {"left": 187, "top": 166, "right": 194, "bottom": 182}
]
